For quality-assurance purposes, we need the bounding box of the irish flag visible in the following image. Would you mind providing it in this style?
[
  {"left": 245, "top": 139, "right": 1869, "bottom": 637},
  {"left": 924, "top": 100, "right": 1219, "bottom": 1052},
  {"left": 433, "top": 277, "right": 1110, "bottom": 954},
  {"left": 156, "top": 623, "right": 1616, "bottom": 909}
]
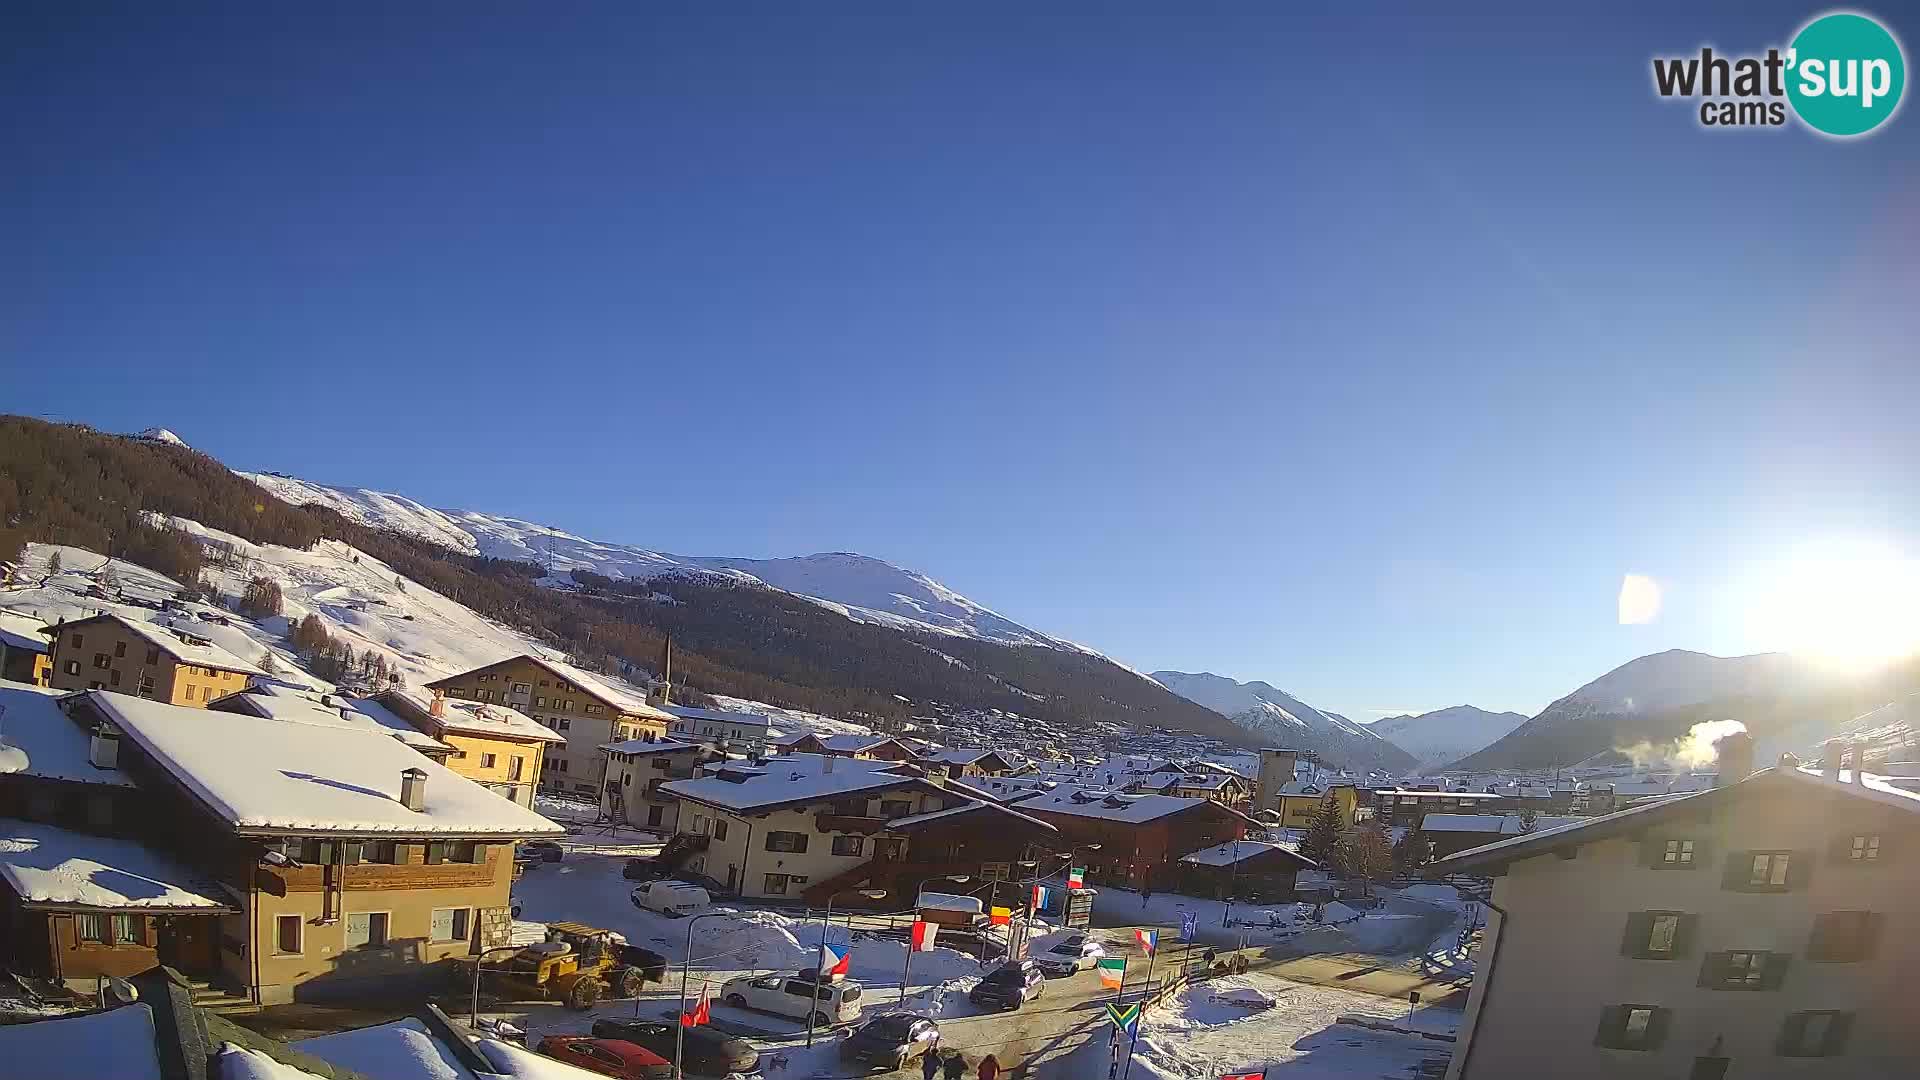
[
  {"left": 819, "top": 942, "right": 851, "bottom": 977},
  {"left": 1095, "top": 956, "right": 1126, "bottom": 989},
  {"left": 1067, "top": 866, "right": 1085, "bottom": 889}
]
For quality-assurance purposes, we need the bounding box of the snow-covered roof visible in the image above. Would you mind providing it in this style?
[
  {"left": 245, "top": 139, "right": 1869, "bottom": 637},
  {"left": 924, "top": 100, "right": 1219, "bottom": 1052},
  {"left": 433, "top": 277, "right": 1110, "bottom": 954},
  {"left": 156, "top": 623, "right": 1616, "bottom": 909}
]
[
  {"left": 520, "top": 655, "right": 672, "bottom": 720},
  {"left": 86, "top": 692, "right": 565, "bottom": 837},
  {"left": 368, "top": 689, "right": 563, "bottom": 745},
  {"left": 0, "top": 818, "right": 233, "bottom": 911},
  {"left": 602, "top": 738, "right": 703, "bottom": 756},
  {"left": 1178, "top": 840, "right": 1314, "bottom": 868},
  {"left": 665, "top": 705, "right": 778, "bottom": 729},
  {"left": 1010, "top": 784, "right": 1251, "bottom": 825},
  {"left": 0, "top": 682, "right": 138, "bottom": 787},
  {"left": 662, "top": 764, "right": 927, "bottom": 814},
  {"left": 215, "top": 684, "right": 452, "bottom": 754},
  {"left": 818, "top": 733, "right": 906, "bottom": 753},
  {"left": 0, "top": 610, "right": 50, "bottom": 654},
  {"left": 919, "top": 748, "right": 1015, "bottom": 767},
  {"left": 1169, "top": 774, "right": 1237, "bottom": 791},
  {"left": 0, "top": 1002, "right": 166, "bottom": 1080},
  {"left": 883, "top": 799, "right": 1056, "bottom": 834},
  {"left": 1373, "top": 788, "right": 1500, "bottom": 798},
  {"left": 49, "top": 613, "right": 267, "bottom": 676},
  {"left": 1421, "top": 813, "right": 1581, "bottom": 835},
  {"left": 294, "top": 1016, "right": 602, "bottom": 1080}
]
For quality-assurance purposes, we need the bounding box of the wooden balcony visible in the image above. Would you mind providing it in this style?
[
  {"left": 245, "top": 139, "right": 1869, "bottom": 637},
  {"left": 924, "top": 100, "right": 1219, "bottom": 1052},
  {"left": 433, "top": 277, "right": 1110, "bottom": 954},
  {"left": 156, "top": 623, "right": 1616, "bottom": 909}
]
[{"left": 815, "top": 813, "right": 891, "bottom": 834}]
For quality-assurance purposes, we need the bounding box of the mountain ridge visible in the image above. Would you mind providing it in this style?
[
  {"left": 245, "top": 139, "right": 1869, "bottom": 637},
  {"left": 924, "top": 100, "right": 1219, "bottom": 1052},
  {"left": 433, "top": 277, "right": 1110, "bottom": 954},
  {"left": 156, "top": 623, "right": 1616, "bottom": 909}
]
[
  {"left": 1150, "top": 669, "right": 1416, "bottom": 773},
  {"left": 1369, "top": 705, "right": 1529, "bottom": 771}
]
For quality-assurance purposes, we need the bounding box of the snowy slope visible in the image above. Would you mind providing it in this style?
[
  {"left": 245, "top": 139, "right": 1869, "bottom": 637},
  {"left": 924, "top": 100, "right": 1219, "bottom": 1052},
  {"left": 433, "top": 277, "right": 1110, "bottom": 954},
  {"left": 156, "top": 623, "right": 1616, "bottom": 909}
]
[
  {"left": 1150, "top": 671, "right": 1415, "bottom": 773},
  {"left": 1370, "top": 705, "right": 1529, "bottom": 770},
  {"left": 241, "top": 471, "right": 1089, "bottom": 652}
]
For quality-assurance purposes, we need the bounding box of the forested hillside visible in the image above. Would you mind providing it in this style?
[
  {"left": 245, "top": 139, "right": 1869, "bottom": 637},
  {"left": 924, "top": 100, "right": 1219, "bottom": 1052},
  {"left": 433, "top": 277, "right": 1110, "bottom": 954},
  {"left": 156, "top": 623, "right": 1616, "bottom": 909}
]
[{"left": 0, "top": 416, "right": 1255, "bottom": 744}]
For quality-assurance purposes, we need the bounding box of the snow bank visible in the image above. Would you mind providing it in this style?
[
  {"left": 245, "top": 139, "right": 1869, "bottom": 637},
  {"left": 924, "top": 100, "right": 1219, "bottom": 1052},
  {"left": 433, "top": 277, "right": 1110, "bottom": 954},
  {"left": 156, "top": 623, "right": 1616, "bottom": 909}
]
[{"left": 0, "top": 1003, "right": 164, "bottom": 1080}]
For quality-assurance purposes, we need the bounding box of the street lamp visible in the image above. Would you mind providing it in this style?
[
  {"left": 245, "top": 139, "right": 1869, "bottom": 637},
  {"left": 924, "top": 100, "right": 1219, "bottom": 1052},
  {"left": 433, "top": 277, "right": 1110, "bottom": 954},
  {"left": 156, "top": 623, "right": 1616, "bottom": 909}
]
[
  {"left": 808, "top": 888, "right": 887, "bottom": 1047},
  {"left": 1012, "top": 844, "right": 1100, "bottom": 955},
  {"left": 675, "top": 911, "right": 733, "bottom": 1080},
  {"left": 469, "top": 943, "right": 527, "bottom": 1028},
  {"left": 906, "top": 875, "right": 971, "bottom": 1003}
]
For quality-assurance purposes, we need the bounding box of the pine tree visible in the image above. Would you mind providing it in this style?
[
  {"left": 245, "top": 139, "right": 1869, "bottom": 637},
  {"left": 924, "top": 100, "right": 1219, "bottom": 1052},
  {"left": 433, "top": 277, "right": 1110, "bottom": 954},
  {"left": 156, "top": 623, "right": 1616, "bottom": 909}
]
[
  {"left": 259, "top": 650, "right": 280, "bottom": 675},
  {"left": 239, "top": 576, "right": 283, "bottom": 618},
  {"left": 1299, "top": 795, "right": 1344, "bottom": 868},
  {"left": 99, "top": 561, "right": 120, "bottom": 591},
  {"left": 47, "top": 551, "right": 62, "bottom": 575},
  {"left": 1337, "top": 824, "right": 1394, "bottom": 894},
  {"left": 1392, "top": 825, "right": 1430, "bottom": 874},
  {"left": 1517, "top": 807, "right": 1539, "bottom": 833}
]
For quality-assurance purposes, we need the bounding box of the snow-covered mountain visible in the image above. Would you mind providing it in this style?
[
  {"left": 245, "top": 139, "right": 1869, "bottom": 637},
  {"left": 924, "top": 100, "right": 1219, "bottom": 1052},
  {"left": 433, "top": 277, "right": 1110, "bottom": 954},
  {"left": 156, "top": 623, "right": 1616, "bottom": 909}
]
[
  {"left": 241, "top": 472, "right": 1090, "bottom": 653},
  {"left": 1149, "top": 670, "right": 1416, "bottom": 773},
  {"left": 1369, "top": 706, "right": 1529, "bottom": 771},
  {"left": 136, "top": 427, "right": 189, "bottom": 448}
]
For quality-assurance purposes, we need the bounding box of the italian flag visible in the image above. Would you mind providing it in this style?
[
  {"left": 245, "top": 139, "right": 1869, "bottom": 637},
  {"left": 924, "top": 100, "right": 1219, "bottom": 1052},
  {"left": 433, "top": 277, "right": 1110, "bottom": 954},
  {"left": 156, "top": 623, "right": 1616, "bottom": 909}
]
[{"left": 1067, "top": 866, "right": 1085, "bottom": 889}]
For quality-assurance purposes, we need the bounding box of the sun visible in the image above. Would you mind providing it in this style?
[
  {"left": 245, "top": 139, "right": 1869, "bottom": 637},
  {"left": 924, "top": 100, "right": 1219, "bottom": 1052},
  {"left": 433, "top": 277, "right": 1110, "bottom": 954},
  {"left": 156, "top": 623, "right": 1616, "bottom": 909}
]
[{"left": 1744, "top": 540, "right": 1920, "bottom": 673}]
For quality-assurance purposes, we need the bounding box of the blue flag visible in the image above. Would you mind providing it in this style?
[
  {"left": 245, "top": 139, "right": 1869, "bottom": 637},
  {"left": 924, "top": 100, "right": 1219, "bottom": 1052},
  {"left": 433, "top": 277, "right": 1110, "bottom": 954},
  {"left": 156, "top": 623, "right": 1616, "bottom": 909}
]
[{"left": 1179, "top": 911, "right": 1198, "bottom": 942}]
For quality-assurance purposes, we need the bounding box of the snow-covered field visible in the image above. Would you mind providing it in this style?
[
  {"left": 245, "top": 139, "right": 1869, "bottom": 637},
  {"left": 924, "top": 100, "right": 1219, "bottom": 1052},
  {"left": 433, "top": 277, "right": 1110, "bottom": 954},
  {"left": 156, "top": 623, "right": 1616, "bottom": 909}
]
[{"left": 1090, "top": 882, "right": 1458, "bottom": 956}]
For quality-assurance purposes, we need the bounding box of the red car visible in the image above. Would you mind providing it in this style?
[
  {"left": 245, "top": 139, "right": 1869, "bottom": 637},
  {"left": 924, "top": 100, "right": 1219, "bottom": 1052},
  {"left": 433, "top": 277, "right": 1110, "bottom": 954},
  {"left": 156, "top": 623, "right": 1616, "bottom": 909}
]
[{"left": 536, "top": 1036, "right": 674, "bottom": 1080}]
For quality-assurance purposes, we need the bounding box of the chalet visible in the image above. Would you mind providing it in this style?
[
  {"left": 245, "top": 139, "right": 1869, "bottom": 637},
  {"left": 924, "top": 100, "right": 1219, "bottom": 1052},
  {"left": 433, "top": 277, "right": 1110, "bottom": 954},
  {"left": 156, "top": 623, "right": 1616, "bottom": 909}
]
[
  {"left": 917, "top": 748, "right": 1025, "bottom": 781},
  {"left": 599, "top": 739, "right": 711, "bottom": 832},
  {"left": 56, "top": 690, "right": 562, "bottom": 1005},
  {"left": 42, "top": 613, "right": 266, "bottom": 705},
  {"left": 1007, "top": 785, "right": 1255, "bottom": 890},
  {"left": 777, "top": 733, "right": 920, "bottom": 762},
  {"left": 1161, "top": 771, "right": 1250, "bottom": 805},
  {"left": 665, "top": 705, "right": 783, "bottom": 752},
  {"left": 362, "top": 689, "right": 564, "bottom": 807},
  {"left": 1175, "top": 840, "right": 1318, "bottom": 902},
  {"left": 427, "top": 655, "right": 674, "bottom": 798},
  {"left": 0, "top": 610, "right": 51, "bottom": 686},
  {"left": 1434, "top": 737, "right": 1915, "bottom": 1079},
  {"left": 656, "top": 754, "right": 1056, "bottom": 905},
  {"left": 1372, "top": 788, "right": 1503, "bottom": 827}
]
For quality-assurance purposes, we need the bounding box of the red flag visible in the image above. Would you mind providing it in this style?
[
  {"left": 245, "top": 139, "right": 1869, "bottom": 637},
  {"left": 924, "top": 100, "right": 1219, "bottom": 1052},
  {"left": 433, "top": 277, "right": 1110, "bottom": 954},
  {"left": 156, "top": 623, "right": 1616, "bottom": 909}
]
[
  {"left": 910, "top": 920, "right": 940, "bottom": 952},
  {"left": 680, "top": 983, "right": 710, "bottom": 1027},
  {"left": 1218, "top": 1072, "right": 1265, "bottom": 1080}
]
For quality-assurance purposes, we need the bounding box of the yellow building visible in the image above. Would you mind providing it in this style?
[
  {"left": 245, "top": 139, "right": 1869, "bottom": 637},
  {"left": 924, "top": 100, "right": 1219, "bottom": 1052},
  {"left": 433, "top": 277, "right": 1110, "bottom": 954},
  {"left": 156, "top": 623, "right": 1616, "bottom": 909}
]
[
  {"left": 1274, "top": 782, "right": 1359, "bottom": 831},
  {"left": 43, "top": 613, "right": 265, "bottom": 706},
  {"left": 427, "top": 655, "right": 673, "bottom": 798},
  {"left": 0, "top": 611, "right": 52, "bottom": 686},
  {"left": 367, "top": 689, "right": 565, "bottom": 808}
]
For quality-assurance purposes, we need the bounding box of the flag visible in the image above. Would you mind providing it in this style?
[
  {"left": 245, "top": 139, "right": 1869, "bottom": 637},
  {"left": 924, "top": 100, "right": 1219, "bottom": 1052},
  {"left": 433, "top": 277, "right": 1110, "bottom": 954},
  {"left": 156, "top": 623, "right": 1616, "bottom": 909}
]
[
  {"left": 1095, "top": 956, "right": 1126, "bottom": 989},
  {"left": 1218, "top": 1072, "right": 1265, "bottom": 1080},
  {"left": 910, "top": 920, "right": 939, "bottom": 952},
  {"left": 1135, "top": 929, "right": 1157, "bottom": 955},
  {"left": 1179, "top": 912, "right": 1198, "bottom": 942},
  {"left": 1068, "top": 866, "right": 1085, "bottom": 889},
  {"left": 1031, "top": 884, "right": 1050, "bottom": 911},
  {"left": 1104, "top": 1000, "right": 1141, "bottom": 1037},
  {"left": 989, "top": 906, "right": 1012, "bottom": 926},
  {"left": 819, "top": 942, "right": 851, "bottom": 977},
  {"left": 680, "top": 984, "right": 710, "bottom": 1027}
]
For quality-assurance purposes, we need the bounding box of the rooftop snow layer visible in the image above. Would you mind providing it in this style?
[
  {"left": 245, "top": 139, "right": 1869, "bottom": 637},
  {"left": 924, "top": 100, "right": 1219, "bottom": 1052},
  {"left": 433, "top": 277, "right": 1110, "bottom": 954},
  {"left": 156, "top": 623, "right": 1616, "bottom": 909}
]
[
  {"left": 88, "top": 692, "right": 564, "bottom": 836},
  {"left": 662, "top": 759, "right": 925, "bottom": 813},
  {"left": 54, "top": 613, "right": 268, "bottom": 676},
  {"left": 1010, "top": 784, "right": 1243, "bottom": 825},
  {"left": 368, "top": 688, "right": 562, "bottom": 745},
  {"left": 218, "top": 684, "right": 451, "bottom": 754},
  {"left": 0, "top": 610, "right": 50, "bottom": 653},
  {"left": 0, "top": 682, "right": 136, "bottom": 787},
  {"left": 1419, "top": 813, "right": 1581, "bottom": 834},
  {"left": 1178, "top": 840, "right": 1309, "bottom": 867},
  {"left": 0, "top": 1002, "right": 166, "bottom": 1080},
  {"left": 513, "top": 655, "right": 671, "bottom": 721},
  {"left": 0, "top": 818, "right": 232, "bottom": 910}
]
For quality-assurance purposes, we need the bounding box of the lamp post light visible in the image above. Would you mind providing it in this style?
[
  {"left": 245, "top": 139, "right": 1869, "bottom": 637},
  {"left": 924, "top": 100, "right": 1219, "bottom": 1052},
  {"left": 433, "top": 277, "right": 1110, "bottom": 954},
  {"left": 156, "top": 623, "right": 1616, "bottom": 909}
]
[
  {"left": 675, "top": 911, "right": 732, "bottom": 1080},
  {"left": 808, "top": 888, "right": 887, "bottom": 1047},
  {"left": 469, "top": 943, "right": 526, "bottom": 1029},
  {"left": 1012, "top": 844, "right": 1100, "bottom": 956}
]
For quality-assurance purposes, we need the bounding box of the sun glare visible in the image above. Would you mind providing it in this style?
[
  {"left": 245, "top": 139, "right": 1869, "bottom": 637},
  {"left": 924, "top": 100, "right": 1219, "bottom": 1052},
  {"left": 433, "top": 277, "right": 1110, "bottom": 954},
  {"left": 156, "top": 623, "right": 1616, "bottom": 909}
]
[{"left": 1744, "top": 541, "right": 1920, "bottom": 673}]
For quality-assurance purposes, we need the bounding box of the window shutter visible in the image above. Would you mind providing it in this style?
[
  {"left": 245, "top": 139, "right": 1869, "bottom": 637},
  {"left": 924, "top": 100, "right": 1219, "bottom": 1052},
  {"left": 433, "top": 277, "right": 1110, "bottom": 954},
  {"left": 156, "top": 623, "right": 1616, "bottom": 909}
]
[
  {"left": 1644, "top": 1007, "right": 1672, "bottom": 1050},
  {"left": 1759, "top": 952, "right": 1791, "bottom": 990},
  {"left": 1593, "top": 1006, "right": 1625, "bottom": 1047},
  {"left": 1776, "top": 1013, "right": 1808, "bottom": 1056},
  {"left": 1620, "top": 913, "right": 1651, "bottom": 958},
  {"left": 1697, "top": 952, "right": 1724, "bottom": 988},
  {"left": 1822, "top": 1012, "right": 1854, "bottom": 1056},
  {"left": 1785, "top": 851, "right": 1814, "bottom": 890},
  {"left": 1720, "top": 850, "right": 1752, "bottom": 891},
  {"left": 1671, "top": 914, "right": 1698, "bottom": 957}
]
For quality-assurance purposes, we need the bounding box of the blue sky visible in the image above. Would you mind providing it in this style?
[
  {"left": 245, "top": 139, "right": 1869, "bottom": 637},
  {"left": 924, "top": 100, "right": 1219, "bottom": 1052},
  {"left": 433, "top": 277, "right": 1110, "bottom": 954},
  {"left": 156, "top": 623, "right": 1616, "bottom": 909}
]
[{"left": 5, "top": 5, "right": 1917, "bottom": 718}]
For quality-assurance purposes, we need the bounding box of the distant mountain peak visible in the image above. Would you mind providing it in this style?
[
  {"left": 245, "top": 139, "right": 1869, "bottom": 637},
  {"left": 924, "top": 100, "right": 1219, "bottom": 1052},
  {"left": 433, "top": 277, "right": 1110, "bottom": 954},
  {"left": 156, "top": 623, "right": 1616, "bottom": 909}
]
[
  {"left": 1150, "top": 670, "right": 1415, "bottom": 773},
  {"left": 1369, "top": 705, "right": 1530, "bottom": 771},
  {"left": 135, "top": 427, "right": 189, "bottom": 448}
]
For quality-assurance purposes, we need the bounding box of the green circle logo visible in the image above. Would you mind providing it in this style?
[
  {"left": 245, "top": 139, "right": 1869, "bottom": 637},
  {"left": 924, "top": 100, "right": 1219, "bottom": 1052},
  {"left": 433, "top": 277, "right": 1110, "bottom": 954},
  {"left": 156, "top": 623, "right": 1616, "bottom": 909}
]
[{"left": 1787, "top": 12, "right": 1906, "bottom": 136}]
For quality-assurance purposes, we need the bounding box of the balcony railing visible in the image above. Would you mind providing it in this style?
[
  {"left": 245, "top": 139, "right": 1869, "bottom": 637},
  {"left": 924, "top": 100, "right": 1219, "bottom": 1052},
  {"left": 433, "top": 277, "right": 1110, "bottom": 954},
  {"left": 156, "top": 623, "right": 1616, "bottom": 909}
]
[{"left": 815, "top": 813, "right": 890, "bottom": 834}]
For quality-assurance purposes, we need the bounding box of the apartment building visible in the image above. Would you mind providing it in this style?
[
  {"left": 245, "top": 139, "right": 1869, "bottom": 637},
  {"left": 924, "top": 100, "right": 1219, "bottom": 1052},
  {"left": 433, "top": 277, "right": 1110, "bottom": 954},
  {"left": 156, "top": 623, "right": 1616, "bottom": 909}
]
[
  {"left": 1434, "top": 739, "right": 1914, "bottom": 1079},
  {"left": 0, "top": 610, "right": 52, "bottom": 686},
  {"left": 43, "top": 613, "right": 265, "bottom": 705},
  {"left": 1270, "top": 781, "right": 1360, "bottom": 830},
  {"left": 426, "top": 655, "right": 672, "bottom": 797},
  {"left": 362, "top": 689, "right": 564, "bottom": 807},
  {"left": 665, "top": 705, "right": 783, "bottom": 752},
  {"left": 600, "top": 738, "right": 710, "bottom": 831},
  {"left": 65, "top": 691, "right": 562, "bottom": 1005}
]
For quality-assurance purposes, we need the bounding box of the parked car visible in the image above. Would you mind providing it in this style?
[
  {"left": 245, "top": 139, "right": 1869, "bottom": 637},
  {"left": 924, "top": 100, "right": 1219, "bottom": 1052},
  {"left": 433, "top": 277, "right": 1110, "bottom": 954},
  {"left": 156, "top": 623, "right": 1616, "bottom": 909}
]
[
  {"left": 590, "top": 1019, "right": 758, "bottom": 1076},
  {"left": 1034, "top": 934, "right": 1105, "bottom": 977},
  {"left": 720, "top": 972, "right": 864, "bottom": 1026},
  {"left": 839, "top": 1014, "right": 941, "bottom": 1073},
  {"left": 536, "top": 1036, "right": 672, "bottom": 1080},
  {"left": 624, "top": 856, "right": 667, "bottom": 881},
  {"left": 968, "top": 960, "right": 1044, "bottom": 1011},
  {"left": 630, "top": 880, "right": 712, "bottom": 917},
  {"left": 522, "top": 840, "right": 565, "bottom": 863}
]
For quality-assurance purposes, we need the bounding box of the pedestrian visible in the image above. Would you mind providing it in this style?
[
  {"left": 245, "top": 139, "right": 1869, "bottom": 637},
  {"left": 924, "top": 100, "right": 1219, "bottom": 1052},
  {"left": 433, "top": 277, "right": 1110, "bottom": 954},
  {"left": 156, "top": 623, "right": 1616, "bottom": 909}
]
[
  {"left": 942, "top": 1050, "right": 967, "bottom": 1080},
  {"left": 978, "top": 1054, "right": 1002, "bottom": 1080},
  {"left": 921, "top": 1042, "right": 942, "bottom": 1080},
  {"left": 1141, "top": 887, "right": 1152, "bottom": 906}
]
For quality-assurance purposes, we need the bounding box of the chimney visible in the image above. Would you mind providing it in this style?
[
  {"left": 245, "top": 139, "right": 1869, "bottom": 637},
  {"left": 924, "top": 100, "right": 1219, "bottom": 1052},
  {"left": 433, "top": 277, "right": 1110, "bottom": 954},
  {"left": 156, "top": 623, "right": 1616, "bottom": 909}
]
[
  {"left": 1822, "top": 739, "right": 1843, "bottom": 779},
  {"left": 647, "top": 635, "right": 674, "bottom": 707},
  {"left": 400, "top": 767, "right": 428, "bottom": 812},
  {"left": 1712, "top": 732, "right": 1754, "bottom": 788},
  {"left": 89, "top": 723, "right": 120, "bottom": 770},
  {"left": 823, "top": 755, "right": 835, "bottom": 774},
  {"left": 429, "top": 689, "right": 446, "bottom": 719},
  {"left": 1847, "top": 739, "right": 1865, "bottom": 784}
]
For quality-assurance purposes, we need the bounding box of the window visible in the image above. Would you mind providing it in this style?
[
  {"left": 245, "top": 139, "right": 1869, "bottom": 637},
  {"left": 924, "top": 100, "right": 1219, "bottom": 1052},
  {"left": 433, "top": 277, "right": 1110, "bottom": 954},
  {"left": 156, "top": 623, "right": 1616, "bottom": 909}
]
[
  {"left": 481, "top": 753, "right": 497, "bottom": 769},
  {"left": 765, "top": 831, "right": 808, "bottom": 853},
  {"left": 1620, "top": 911, "right": 1691, "bottom": 959},
  {"left": 1723, "top": 849, "right": 1805, "bottom": 892},
  {"left": 110, "top": 915, "right": 141, "bottom": 944},
  {"left": 712, "top": 819, "right": 728, "bottom": 841},
  {"left": 275, "top": 914, "right": 302, "bottom": 955},
  {"left": 562, "top": 700, "right": 574, "bottom": 712},
  {"left": 1595, "top": 1004, "right": 1668, "bottom": 1051},
  {"left": 109, "top": 669, "right": 120, "bottom": 687},
  {"left": 431, "top": 907, "right": 472, "bottom": 942},
  {"left": 450, "top": 841, "right": 479, "bottom": 863},
  {"left": 65, "top": 660, "right": 80, "bottom": 675},
  {"left": 70, "top": 633, "right": 82, "bottom": 648},
  {"left": 137, "top": 676, "right": 154, "bottom": 697},
  {"left": 114, "top": 641, "right": 125, "bottom": 657},
  {"left": 1847, "top": 834, "right": 1881, "bottom": 862},
  {"left": 535, "top": 697, "right": 546, "bottom": 707},
  {"left": 368, "top": 840, "right": 399, "bottom": 864},
  {"left": 557, "top": 718, "right": 571, "bottom": 731},
  {"left": 689, "top": 814, "right": 707, "bottom": 835},
  {"left": 764, "top": 873, "right": 790, "bottom": 895},
  {"left": 509, "top": 756, "right": 524, "bottom": 781},
  {"left": 832, "top": 835, "right": 864, "bottom": 857},
  {"left": 1807, "top": 910, "right": 1881, "bottom": 962},
  {"left": 586, "top": 704, "right": 604, "bottom": 715},
  {"left": 512, "top": 682, "right": 530, "bottom": 693},
  {"left": 1779, "top": 1011, "right": 1852, "bottom": 1057},
  {"left": 345, "top": 911, "right": 389, "bottom": 949},
  {"left": 94, "top": 652, "right": 110, "bottom": 668},
  {"left": 880, "top": 800, "right": 913, "bottom": 818},
  {"left": 145, "top": 648, "right": 159, "bottom": 664},
  {"left": 426, "top": 842, "right": 447, "bottom": 865},
  {"left": 1700, "top": 949, "right": 1786, "bottom": 990},
  {"left": 75, "top": 913, "right": 106, "bottom": 943},
  {"left": 1750, "top": 852, "right": 1790, "bottom": 887},
  {"left": 295, "top": 839, "right": 335, "bottom": 865}
]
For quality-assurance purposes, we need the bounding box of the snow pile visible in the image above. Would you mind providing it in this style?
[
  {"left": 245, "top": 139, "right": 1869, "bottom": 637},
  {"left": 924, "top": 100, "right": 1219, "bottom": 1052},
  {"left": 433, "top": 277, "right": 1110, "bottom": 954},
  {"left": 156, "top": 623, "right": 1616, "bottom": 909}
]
[
  {"left": 213, "top": 1045, "right": 328, "bottom": 1080},
  {"left": 1321, "top": 902, "right": 1361, "bottom": 923},
  {"left": 294, "top": 1018, "right": 474, "bottom": 1080},
  {"left": 0, "top": 1003, "right": 164, "bottom": 1080}
]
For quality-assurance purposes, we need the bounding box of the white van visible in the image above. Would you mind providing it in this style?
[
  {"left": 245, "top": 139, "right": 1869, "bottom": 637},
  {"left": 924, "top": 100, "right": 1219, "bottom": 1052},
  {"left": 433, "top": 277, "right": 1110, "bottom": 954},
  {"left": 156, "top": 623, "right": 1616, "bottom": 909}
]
[
  {"left": 629, "top": 880, "right": 712, "bottom": 917},
  {"left": 720, "top": 972, "right": 863, "bottom": 1025}
]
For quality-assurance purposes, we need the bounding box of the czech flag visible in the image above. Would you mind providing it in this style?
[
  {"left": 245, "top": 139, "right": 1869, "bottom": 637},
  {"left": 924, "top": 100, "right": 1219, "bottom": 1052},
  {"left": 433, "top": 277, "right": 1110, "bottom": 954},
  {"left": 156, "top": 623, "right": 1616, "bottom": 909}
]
[
  {"left": 989, "top": 906, "right": 1012, "bottom": 926},
  {"left": 1095, "top": 956, "right": 1126, "bottom": 989},
  {"left": 1067, "top": 866, "right": 1085, "bottom": 889},
  {"left": 910, "top": 920, "right": 939, "bottom": 953},
  {"left": 819, "top": 942, "right": 852, "bottom": 977},
  {"left": 1030, "top": 884, "right": 1050, "bottom": 911},
  {"left": 680, "top": 984, "right": 710, "bottom": 1027},
  {"left": 1135, "top": 929, "right": 1157, "bottom": 955}
]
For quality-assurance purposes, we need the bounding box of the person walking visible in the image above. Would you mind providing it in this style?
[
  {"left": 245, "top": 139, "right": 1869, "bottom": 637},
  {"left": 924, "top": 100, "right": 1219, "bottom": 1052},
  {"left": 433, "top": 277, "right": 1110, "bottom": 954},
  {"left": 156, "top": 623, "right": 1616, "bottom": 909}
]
[
  {"left": 921, "top": 1043, "right": 942, "bottom": 1080},
  {"left": 941, "top": 1050, "right": 967, "bottom": 1080},
  {"left": 978, "top": 1054, "right": 1002, "bottom": 1080}
]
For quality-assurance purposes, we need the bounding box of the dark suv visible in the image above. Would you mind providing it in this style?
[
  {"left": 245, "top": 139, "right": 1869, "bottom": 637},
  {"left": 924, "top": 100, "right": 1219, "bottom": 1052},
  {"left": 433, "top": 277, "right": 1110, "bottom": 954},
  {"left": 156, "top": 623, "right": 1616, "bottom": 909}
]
[{"left": 968, "top": 960, "right": 1044, "bottom": 1011}]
